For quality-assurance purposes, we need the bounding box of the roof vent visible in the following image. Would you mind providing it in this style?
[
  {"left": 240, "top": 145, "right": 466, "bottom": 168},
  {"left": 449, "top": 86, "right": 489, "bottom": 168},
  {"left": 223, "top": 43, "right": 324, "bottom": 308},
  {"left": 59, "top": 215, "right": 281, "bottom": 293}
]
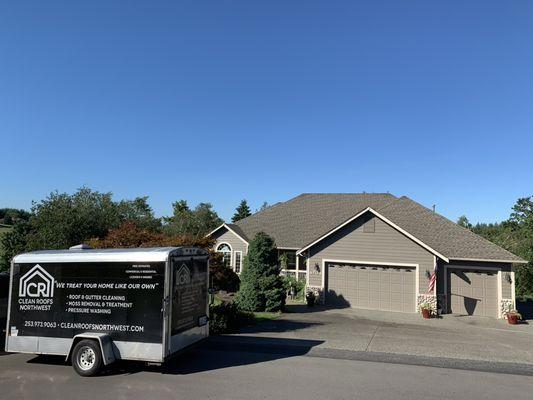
[{"left": 69, "top": 244, "right": 93, "bottom": 250}]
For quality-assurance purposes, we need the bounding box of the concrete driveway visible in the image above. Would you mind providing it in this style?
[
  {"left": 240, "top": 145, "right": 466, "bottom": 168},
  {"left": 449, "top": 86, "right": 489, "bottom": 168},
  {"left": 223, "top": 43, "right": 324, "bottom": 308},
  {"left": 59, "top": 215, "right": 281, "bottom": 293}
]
[{"left": 234, "top": 304, "right": 533, "bottom": 365}]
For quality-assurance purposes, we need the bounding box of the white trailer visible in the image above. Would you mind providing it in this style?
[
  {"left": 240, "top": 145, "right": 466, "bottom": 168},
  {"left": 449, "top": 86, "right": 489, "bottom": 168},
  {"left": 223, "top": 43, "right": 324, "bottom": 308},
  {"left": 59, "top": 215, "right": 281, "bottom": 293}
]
[{"left": 4, "top": 246, "right": 209, "bottom": 376}]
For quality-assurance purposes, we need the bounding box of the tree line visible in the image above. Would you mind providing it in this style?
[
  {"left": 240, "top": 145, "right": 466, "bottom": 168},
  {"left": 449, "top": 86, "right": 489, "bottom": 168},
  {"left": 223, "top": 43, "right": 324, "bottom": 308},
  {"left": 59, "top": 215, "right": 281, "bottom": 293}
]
[
  {"left": 1, "top": 189, "right": 531, "bottom": 300},
  {"left": 0, "top": 208, "right": 30, "bottom": 225},
  {"left": 0, "top": 187, "right": 258, "bottom": 272},
  {"left": 457, "top": 196, "right": 533, "bottom": 299}
]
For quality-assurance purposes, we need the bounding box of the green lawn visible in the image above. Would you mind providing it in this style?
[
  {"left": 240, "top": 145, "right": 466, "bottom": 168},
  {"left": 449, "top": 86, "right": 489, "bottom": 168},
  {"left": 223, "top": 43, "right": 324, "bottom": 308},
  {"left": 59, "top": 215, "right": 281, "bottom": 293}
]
[{"left": 252, "top": 311, "right": 281, "bottom": 323}]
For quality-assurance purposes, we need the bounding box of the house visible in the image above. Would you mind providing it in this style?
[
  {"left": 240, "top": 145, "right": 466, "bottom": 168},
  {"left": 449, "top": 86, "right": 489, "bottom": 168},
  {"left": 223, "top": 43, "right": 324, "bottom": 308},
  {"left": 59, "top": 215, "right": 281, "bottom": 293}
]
[{"left": 208, "top": 194, "right": 527, "bottom": 318}]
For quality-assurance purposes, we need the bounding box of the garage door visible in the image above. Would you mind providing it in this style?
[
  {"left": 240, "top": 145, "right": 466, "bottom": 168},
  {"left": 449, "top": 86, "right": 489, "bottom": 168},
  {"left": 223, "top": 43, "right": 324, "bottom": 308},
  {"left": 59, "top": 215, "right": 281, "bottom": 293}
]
[
  {"left": 326, "top": 263, "right": 416, "bottom": 313},
  {"left": 447, "top": 269, "right": 498, "bottom": 317}
]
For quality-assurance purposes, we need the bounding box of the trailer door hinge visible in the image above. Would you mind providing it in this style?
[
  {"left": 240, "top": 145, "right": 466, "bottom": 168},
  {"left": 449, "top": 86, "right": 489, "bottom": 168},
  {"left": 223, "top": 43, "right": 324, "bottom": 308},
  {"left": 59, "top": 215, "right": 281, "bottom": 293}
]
[{"left": 163, "top": 296, "right": 170, "bottom": 316}]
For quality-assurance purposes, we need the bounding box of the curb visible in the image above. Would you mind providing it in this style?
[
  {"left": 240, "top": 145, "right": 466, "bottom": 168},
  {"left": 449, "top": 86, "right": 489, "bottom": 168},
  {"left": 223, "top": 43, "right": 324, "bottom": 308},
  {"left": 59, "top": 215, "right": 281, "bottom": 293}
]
[{"left": 205, "top": 335, "right": 533, "bottom": 377}]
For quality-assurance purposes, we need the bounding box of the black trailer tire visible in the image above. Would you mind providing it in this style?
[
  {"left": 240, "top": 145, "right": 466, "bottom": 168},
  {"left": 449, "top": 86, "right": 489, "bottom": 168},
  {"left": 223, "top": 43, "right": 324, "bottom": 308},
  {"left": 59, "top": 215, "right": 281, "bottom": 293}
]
[{"left": 71, "top": 340, "right": 103, "bottom": 377}]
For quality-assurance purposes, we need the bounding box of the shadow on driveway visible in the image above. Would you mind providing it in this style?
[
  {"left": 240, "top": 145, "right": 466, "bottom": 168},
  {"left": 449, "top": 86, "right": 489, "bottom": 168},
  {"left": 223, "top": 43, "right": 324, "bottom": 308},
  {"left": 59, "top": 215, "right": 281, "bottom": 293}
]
[
  {"left": 26, "top": 336, "right": 325, "bottom": 377},
  {"left": 239, "top": 318, "right": 323, "bottom": 334},
  {"left": 517, "top": 300, "right": 533, "bottom": 321}
]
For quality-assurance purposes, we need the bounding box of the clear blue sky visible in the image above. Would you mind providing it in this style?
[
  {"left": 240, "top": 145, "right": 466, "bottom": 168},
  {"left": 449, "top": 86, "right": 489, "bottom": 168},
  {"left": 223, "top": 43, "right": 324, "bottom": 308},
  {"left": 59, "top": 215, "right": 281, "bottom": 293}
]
[{"left": 1, "top": 1, "right": 532, "bottom": 224}]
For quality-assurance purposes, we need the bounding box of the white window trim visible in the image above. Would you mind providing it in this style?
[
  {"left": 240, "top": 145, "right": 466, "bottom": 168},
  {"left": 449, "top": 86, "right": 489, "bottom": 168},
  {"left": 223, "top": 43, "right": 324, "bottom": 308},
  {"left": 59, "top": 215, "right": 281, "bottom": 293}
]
[
  {"left": 321, "top": 258, "right": 420, "bottom": 313},
  {"left": 216, "top": 242, "right": 233, "bottom": 269},
  {"left": 234, "top": 251, "right": 243, "bottom": 274}
]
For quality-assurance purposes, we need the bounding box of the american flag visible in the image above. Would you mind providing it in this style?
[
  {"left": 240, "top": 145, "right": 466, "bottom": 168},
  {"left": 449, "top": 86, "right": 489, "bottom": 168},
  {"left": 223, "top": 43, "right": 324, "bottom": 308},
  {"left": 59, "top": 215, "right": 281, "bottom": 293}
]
[{"left": 428, "top": 259, "right": 437, "bottom": 293}]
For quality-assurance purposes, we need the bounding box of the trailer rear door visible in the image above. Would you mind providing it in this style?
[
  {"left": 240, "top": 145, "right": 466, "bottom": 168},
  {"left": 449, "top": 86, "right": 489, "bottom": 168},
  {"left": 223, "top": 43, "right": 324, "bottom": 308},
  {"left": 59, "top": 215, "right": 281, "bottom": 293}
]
[{"left": 167, "top": 256, "right": 209, "bottom": 353}]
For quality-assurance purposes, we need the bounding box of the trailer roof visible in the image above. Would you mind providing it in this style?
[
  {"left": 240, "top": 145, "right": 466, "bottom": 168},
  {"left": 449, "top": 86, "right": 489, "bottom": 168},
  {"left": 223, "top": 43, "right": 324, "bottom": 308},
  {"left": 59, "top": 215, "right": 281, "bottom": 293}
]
[{"left": 13, "top": 247, "right": 208, "bottom": 263}]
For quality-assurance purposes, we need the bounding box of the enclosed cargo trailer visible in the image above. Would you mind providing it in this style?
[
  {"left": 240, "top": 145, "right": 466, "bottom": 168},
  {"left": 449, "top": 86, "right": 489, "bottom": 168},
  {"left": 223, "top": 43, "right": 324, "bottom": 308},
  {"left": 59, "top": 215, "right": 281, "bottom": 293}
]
[{"left": 4, "top": 246, "right": 209, "bottom": 376}]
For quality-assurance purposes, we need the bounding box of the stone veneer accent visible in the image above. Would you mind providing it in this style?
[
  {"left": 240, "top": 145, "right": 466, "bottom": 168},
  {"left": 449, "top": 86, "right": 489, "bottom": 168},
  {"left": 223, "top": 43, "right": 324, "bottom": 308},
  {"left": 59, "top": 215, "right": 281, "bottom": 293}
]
[
  {"left": 416, "top": 294, "right": 437, "bottom": 313},
  {"left": 500, "top": 298, "right": 515, "bottom": 318}
]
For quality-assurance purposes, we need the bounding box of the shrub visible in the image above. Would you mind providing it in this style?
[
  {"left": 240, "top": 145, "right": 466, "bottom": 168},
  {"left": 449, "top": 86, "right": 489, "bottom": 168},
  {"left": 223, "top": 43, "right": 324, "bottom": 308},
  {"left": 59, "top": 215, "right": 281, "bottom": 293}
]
[
  {"left": 235, "top": 232, "right": 286, "bottom": 312},
  {"left": 209, "top": 302, "right": 254, "bottom": 335},
  {"left": 282, "top": 276, "right": 306, "bottom": 301},
  {"left": 264, "top": 286, "right": 286, "bottom": 311},
  {"left": 209, "top": 252, "right": 240, "bottom": 293}
]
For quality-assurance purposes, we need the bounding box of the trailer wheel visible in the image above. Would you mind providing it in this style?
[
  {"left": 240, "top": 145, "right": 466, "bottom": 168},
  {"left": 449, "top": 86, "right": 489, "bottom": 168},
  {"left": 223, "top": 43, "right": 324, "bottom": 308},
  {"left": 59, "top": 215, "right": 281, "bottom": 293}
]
[{"left": 72, "top": 340, "right": 103, "bottom": 377}]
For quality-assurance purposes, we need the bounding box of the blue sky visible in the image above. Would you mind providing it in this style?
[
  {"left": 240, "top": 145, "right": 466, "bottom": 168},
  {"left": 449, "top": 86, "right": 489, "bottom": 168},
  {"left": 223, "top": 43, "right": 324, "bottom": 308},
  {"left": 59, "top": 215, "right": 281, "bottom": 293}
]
[{"left": 1, "top": 1, "right": 532, "bottom": 224}]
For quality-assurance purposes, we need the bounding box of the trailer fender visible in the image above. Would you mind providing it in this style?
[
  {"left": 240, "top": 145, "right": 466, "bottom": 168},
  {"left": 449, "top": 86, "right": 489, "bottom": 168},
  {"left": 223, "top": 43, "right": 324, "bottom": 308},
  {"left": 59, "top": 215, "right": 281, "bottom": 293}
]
[{"left": 66, "top": 333, "right": 116, "bottom": 365}]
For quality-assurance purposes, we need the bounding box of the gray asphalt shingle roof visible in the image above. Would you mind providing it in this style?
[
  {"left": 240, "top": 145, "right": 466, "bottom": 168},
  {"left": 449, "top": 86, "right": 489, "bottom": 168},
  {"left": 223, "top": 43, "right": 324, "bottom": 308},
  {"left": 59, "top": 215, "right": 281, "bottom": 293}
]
[
  {"left": 228, "top": 193, "right": 525, "bottom": 263},
  {"left": 377, "top": 196, "right": 525, "bottom": 262},
  {"left": 234, "top": 193, "right": 395, "bottom": 249}
]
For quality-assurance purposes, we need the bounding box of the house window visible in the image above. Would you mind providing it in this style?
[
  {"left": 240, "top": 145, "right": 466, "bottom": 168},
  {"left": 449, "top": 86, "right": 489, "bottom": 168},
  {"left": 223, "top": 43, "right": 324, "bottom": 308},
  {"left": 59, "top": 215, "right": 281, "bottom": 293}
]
[
  {"left": 217, "top": 243, "right": 232, "bottom": 269},
  {"left": 234, "top": 251, "right": 242, "bottom": 274},
  {"left": 279, "top": 250, "right": 296, "bottom": 270}
]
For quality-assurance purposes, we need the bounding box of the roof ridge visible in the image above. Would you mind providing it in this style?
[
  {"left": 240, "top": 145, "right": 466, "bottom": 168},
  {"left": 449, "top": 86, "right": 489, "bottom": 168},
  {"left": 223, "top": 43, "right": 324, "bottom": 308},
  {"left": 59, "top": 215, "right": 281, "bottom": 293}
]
[
  {"left": 235, "top": 193, "right": 396, "bottom": 226},
  {"left": 390, "top": 197, "right": 522, "bottom": 260},
  {"left": 298, "top": 192, "right": 396, "bottom": 196},
  {"left": 234, "top": 196, "right": 299, "bottom": 226},
  {"left": 373, "top": 196, "right": 401, "bottom": 212}
]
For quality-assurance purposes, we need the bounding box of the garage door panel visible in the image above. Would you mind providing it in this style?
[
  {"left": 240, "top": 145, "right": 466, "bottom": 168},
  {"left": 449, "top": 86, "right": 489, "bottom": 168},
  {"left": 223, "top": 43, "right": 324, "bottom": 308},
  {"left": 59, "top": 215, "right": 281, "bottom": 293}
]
[
  {"left": 369, "top": 272, "right": 380, "bottom": 282},
  {"left": 391, "top": 292, "right": 402, "bottom": 302},
  {"left": 448, "top": 269, "right": 498, "bottom": 317},
  {"left": 391, "top": 284, "right": 402, "bottom": 294},
  {"left": 327, "top": 262, "right": 416, "bottom": 313}
]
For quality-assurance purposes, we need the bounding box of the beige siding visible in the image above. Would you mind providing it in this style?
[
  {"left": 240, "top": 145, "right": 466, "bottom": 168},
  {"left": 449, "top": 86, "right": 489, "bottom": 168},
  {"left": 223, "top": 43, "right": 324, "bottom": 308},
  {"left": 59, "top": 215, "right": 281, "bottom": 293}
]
[
  {"left": 308, "top": 256, "right": 322, "bottom": 287},
  {"left": 501, "top": 264, "right": 513, "bottom": 299},
  {"left": 211, "top": 227, "right": 248, "bottom": 270},
  {"left": 308, "top": 213, "right": 434, "bottom": 294}
]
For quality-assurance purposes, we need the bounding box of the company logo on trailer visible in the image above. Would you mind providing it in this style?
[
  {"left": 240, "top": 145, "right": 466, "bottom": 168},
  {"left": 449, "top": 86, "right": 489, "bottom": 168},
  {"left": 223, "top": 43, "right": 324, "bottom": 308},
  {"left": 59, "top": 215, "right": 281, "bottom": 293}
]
[
  {"left": 177, "top": 264, "right": 191, "bottom": 285},
  {"left": 19, "top": 264, "right": 55, "bottom": 298}
]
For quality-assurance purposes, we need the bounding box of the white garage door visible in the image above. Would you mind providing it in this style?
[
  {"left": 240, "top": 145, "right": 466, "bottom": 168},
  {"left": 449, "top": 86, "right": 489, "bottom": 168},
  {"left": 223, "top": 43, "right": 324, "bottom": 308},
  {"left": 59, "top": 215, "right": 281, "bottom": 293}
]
[
  {"left": 326, "top": 263, "right": 416, "bottom": 313},
  {"left": 447, "top": 269, "right": 498, "bottom": 317}
]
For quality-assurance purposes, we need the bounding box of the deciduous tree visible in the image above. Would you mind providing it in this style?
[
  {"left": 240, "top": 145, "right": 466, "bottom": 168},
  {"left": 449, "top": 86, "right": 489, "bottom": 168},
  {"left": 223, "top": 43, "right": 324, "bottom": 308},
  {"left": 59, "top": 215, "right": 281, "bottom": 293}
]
[
  {"left": 164, "top": 200, "right": 222, "bottom": 237},
  {"left": 457, "top": 215, "right": 473, "bottom": 230}
]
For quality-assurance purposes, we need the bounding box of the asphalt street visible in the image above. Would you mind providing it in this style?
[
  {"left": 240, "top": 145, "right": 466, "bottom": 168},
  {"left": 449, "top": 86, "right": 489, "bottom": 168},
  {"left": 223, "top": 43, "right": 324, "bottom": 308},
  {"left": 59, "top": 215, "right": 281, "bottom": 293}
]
[{"left": 1, "top": 346, "right": 532, "bottom": 400}]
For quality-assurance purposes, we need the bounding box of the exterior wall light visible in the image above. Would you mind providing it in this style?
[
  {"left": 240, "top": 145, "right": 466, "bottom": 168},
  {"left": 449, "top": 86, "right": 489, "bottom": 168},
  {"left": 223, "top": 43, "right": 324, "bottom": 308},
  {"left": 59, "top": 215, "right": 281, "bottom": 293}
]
[{"left": 505, "top": 273, "right": 512, "bottom": 284}]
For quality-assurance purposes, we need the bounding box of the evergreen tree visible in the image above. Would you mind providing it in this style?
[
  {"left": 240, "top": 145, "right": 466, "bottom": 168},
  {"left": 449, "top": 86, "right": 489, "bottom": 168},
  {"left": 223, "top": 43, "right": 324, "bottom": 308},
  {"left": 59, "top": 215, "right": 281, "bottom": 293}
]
[
  {"left": 232, "top": 200, "right": 252, "bottom": 222},
  {"left": 457, "top": 215, "right": 473, "bottom": 230},
  {"left": 257, "top": 202, "right": 269, "bottom": 212},
  {"left": 235, "top": 232, "right": 286, "bottom": 312}
]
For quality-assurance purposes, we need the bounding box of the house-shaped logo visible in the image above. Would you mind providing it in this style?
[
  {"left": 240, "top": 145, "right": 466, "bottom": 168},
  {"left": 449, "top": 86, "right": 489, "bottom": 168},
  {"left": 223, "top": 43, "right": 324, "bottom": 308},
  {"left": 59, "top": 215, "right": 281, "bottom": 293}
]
[
  {"left": 176, "top": 264, "right": 191, "bottom": 286},
  {"left": 19, "top": 264, "right": 55, "bottom": 298}
]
